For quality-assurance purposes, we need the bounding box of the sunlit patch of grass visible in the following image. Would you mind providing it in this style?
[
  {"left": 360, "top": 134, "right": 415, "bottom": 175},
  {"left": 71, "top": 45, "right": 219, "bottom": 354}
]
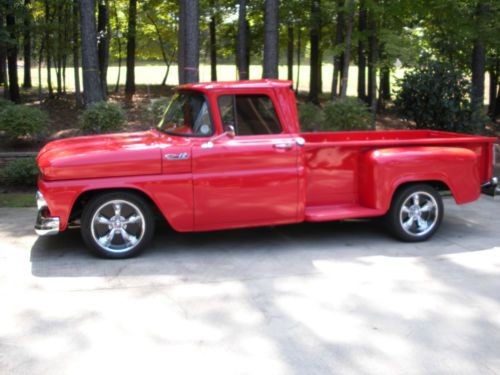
[{"left": 0, "top": 193, "right": 35, "bottom": 207}]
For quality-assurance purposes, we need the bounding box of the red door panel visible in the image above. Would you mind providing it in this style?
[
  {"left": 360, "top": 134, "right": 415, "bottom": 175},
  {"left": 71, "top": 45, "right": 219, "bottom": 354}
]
[{"left": 192, "top": 135, "right": 299, "bottom": 230}]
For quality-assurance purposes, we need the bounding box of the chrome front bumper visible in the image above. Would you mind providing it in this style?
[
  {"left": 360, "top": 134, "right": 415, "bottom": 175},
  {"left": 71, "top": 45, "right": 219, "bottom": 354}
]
[
  {"left": 34, "top": 191, "right": 60, "bottom": 236},
  {"left": 481, "top": 177, "right": 499, "bottom": 197},
  {"left": 35, "top": 210, "right": 60, "bottom": 236}
]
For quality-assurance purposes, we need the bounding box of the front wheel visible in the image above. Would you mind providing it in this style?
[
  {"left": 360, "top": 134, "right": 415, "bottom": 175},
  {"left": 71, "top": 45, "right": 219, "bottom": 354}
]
[
  {"left": 81, "top": 192, "right": 155, "bottom": 258},
  {"left": 387, "top": 184, "right": 443, "bottom": 242}
]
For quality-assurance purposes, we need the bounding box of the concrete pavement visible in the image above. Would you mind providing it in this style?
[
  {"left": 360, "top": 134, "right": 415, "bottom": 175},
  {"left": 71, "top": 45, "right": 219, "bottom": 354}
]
[{"left": 1, "top": 197, "right": 500, "bottom": 375}]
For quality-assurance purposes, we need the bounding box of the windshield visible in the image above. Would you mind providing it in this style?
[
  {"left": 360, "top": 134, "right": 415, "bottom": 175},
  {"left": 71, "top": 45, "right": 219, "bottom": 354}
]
[{"left": 158, "top": 92, "right": 214, "bottom": 137}]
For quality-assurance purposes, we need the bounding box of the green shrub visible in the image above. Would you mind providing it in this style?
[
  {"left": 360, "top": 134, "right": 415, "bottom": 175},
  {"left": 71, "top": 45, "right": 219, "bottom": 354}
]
[
  {"left": 394, "top": 60, "right": 486, "bottom": 133},
  {"left": 0, "top": 98, "right": 14, "bottom": 112},
  {"left": 298, "top": 102, "right": 324, "bottom": 132},
  {"left": 0, "top": 105, "right": 48, "bottom": 142},
  {"left": 322, "top": 97, "right": 372, "bottom": 131},
  {"left": 1, "top": 157, "right": 39, "bottom": 186},
  {"left": 80, "top": 102, "right": 126, "bottom": 134}
]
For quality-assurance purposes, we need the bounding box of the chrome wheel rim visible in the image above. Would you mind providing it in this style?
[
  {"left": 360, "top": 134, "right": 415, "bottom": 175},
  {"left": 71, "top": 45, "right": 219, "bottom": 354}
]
[
  {"left": 399, "top": 191, "right": 439, "bottom": 237},
  {"left": 90, "top": 199, "right": 145, "bottom": 253}
]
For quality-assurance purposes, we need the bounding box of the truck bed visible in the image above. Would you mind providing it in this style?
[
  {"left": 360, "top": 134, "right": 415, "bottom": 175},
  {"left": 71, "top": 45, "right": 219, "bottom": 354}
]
[{"left": 300, "top": 130, "right": 496, "bottom": 220}]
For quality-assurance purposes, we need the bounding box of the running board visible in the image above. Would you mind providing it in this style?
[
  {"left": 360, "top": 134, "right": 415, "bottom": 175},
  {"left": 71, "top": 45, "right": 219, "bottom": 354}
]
[{"left": 305, "top": 205, "right": 386, "bottom": 222}]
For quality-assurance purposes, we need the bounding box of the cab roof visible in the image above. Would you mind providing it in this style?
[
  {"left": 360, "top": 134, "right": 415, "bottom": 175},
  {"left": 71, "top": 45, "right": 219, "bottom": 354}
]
[{"left": 177, "top": 79, "right": 293, "bottom": 92}]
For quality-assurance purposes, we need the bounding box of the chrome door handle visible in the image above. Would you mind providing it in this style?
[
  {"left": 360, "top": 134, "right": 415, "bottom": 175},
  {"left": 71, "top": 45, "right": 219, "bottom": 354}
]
[{"left": 273, "top": 142, "right": 294, "bottom": 149}]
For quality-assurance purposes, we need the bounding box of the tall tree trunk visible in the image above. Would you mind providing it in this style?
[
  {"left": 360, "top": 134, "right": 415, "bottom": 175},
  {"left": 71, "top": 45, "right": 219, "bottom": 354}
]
[
  {"left": 309, "top": 0, "right": 320, "bottom": 104},
  {"left": 339, "top": 0, "right": 354, "bottom": 98},
  {"left": 209, "top": 16, "right": 216, "bottom": 81},
  {"left": 177, "top": 1, "right": 185, "bottom": 84},
  {"left": 6, "top": 5, "right": 20, "bottom": 103},
  {"left": 55, "top": 2, "right": 63, "bottom": 96},
  {"left": 125, "top": 0, "right": 136, "bottom": 96},
  {"left": 209, "top": 0, "right": 217, "bottom": 81},
  {"left": 331, "top": 0, "right": 344, "bottom": 98},
  {"left": 236, "top": 0, "right": 248, "bottom": 80},
  {"left": 23, "top": 0, "right": 32, "bottom": 88},
  {"left": 98, "top": 0, "right": 110, "bottom": 97},
  {"left": 287, "top": 25, "right": 293, "bottom": 81},
  {"left": 45, "top": 0, "right": 53, "bottom": 97},
  {"left": 79, "top": 0, "right": 104, "bottom": 104},
  {"left": 495, "top": 80, "right": 500, "bottom": 119},
  {"left": 72, "top": 0, "right": 82, "bottom": 107},
  {"left": 379, "top": 65, "right": 390, "bottom": 102},
  {"left": 38, "top": 41, "right": 44, "bottom": 102},
  {"left": 367, "top": 10, "right": 377, "bottom": 127},
  {"left": 295, "top": 25, "right": 301, "bottom": 93},
  {"left": 488, "top": 60, "right": 499, "bottom": 117},
  {"left": 184, "top": 0, "right": 199, "bottom": 83},
  {"left": 62, "top": 3, "right": 70, "bottom": 94},
  {"left": 0, "top": 11, "right": 6, "bottom": 87},
  {"left": 112, "top": 0, "right": 122, "bottom": 92},
  {"left": 263, "top": 0, "right": 279, "bottom": 79},
  {"left": 471, "top": 2, "right": 487, "bottom": 132},
  {"left": 357, "top": 0, "right": 366, "bottom": 101},
  {"left": 62, "top": 45, "right": 67, "bottom": 94}
]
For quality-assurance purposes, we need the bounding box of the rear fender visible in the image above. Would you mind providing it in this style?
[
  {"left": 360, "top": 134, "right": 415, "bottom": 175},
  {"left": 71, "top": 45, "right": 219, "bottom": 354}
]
[{"left": 359, "top": 147, "right": 480, "bottom": 211}]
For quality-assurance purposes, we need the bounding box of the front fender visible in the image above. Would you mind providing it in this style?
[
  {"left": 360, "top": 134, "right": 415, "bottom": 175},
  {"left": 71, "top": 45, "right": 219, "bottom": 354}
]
[
  {"left": 38, "top": 173, "right": 194, "bottom": 232},
  {"left": 359, "top": 146, "right": 480, "bottom": 211}
]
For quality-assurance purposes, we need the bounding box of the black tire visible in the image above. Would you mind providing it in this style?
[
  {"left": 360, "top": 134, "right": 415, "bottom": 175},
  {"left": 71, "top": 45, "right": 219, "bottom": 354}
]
[
  {"left": 387, "top": 184, "right": 443, "bottom": 242},
  {"left": 81, "top": 191, "right": 155, "bottom": 259}
]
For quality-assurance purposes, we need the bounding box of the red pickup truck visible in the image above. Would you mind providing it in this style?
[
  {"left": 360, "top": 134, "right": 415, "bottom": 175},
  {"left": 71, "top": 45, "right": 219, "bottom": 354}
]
[{"left": 35, "top": 79, "right": 498, "bottom": 258}]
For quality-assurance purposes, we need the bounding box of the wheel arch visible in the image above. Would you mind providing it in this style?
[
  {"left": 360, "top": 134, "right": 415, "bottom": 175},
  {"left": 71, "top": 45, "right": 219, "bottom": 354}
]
[
  {"left": 69, "top": 187, "right": 168, "bottom": 227},
  {"left": 386, "top": 179, "right": 452, "bottom": 211},
  {"left": 392, "top": 179, "right": 451, "bottom": 199}
]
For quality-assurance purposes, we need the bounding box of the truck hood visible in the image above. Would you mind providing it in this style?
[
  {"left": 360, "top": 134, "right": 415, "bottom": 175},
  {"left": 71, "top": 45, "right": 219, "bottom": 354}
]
[{"left": 37, "top": 131, "right": 162, "bottom": 181}]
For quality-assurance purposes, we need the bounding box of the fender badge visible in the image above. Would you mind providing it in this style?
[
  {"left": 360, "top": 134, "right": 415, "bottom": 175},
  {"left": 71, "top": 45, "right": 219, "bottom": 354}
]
[{"left": 165, "top": 153, "right": 190, "bottom": 160}]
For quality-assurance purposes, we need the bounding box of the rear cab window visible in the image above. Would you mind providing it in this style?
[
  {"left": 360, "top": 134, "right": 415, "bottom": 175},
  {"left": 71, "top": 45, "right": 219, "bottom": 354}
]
[{"left": 218, "top": 94, "right": 282, "bottom": 136}]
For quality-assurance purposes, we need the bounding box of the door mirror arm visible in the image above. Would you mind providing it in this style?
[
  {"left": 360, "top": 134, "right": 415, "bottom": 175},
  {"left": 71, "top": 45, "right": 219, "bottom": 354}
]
[{"left": 201, "top": 125, "right": 235, "bottom": 149}]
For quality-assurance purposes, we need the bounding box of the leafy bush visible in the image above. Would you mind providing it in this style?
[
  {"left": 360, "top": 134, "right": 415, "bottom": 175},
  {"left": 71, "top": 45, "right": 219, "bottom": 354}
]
[
  {"left": 1, "top": 157, "right": 39, "bottom": 186},
  {"left": 394, "top": 61, "right": 485, "bottom": 133},
  {"left": 322, "top": 97, "right": 372, "bottom": 131},
  {"left": 298, "top": 102, "right": 324, "bottom": 132},
  {"left": 79, "top": 102, "right": 126, "bottom": 134},
  {"left": 0, "top": 98, "right": 14, "bottom": 112},
  {"left": 139, "top": 97, "right": 170, "bottom": 126},
  {"left": 0, "top": 105, "right": 48, "bottom": 142}
]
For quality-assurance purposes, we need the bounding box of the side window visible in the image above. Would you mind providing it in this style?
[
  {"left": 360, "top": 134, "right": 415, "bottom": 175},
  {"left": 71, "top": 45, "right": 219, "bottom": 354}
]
[
  {"left": 218, "top": 94, "right": 282, "bottom": 136},
  {"left": 160, "top": 92, "right": 214, "bottom": 136}
]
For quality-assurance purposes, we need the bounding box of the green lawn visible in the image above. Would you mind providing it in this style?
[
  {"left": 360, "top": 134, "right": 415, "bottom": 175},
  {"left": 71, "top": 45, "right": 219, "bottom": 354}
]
[
  {"left": 0, "top": 193, "right": 35, "bottom": 208},
  {"left": 18, "top": 62, "right": 492, "bottom": 102},
  {"left": 19, "top": 63, "right": 405, "bottom": 97}
]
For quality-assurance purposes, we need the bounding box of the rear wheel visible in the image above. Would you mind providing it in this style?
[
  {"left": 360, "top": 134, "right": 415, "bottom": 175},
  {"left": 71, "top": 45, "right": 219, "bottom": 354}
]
[
  {"left": 81, "top": 192, "right": 155, "bottom": 258},
  {"left": 387, "top": 184, "right": 443, "bottom": 242}
]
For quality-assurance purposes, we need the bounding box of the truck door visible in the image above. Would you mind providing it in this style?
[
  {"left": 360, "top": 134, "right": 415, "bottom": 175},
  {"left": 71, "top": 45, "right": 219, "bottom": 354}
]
[{"left": 192, "top": 93, "right": 300, "bottom": 230}]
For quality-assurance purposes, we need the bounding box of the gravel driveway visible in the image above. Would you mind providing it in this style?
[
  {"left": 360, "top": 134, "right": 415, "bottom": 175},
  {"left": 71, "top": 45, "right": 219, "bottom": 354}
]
[{"left": 1, "top": 197, "right": 500, "bottom": 375}]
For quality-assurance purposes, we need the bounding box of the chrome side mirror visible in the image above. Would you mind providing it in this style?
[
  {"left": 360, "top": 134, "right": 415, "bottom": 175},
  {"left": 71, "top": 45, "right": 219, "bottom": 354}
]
[
  {"left": 225, "top": 125, "right": 236, "bottom": 139},
  {"left": 201, "top": 125, "right": 235, "bottom": 149}
]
